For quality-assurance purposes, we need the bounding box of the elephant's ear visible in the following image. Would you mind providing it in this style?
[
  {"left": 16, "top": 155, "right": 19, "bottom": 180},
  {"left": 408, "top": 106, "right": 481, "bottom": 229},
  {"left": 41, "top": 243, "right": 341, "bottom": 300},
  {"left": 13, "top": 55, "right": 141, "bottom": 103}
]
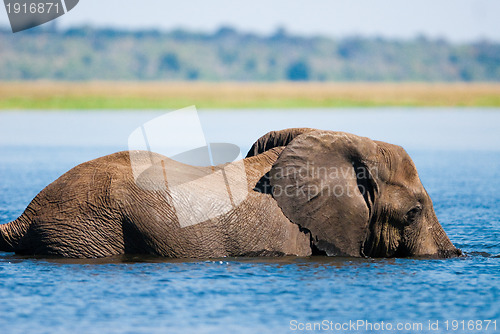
[
  {"left": 246, "top": 128, "right": 316, "bottom": 158},
  {"left": 269, "top": 131, "right": 378, "bottom": 257}
]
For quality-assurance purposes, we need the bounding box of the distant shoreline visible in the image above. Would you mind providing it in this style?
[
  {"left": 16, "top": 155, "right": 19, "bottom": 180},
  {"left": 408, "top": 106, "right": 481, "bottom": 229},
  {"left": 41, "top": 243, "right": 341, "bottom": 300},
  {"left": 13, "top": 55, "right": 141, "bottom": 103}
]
[{"left": 1, "top": 82, "right": 499, "bottom": 109}]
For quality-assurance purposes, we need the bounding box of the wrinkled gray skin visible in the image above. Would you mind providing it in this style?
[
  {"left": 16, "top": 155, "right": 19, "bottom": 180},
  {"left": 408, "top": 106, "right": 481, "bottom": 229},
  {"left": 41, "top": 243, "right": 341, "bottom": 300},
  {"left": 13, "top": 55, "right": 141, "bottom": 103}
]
[{"left": 0, "top": 128, "right": 461, "bottom": 258}]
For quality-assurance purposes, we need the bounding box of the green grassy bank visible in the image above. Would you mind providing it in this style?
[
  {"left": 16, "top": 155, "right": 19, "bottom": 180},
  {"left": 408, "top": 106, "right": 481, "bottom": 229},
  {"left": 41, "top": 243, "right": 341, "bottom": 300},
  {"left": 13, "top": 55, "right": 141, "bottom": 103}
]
[{"left": 1, "top": 82, "right": 499, "bottom": 109}]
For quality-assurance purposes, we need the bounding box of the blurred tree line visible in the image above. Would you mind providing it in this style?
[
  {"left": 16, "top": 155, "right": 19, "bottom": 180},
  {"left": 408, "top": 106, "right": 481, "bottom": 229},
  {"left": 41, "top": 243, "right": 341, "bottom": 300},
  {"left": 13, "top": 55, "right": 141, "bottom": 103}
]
[{"left": 0, "top": 25, "right": 499, "bottom": 81}]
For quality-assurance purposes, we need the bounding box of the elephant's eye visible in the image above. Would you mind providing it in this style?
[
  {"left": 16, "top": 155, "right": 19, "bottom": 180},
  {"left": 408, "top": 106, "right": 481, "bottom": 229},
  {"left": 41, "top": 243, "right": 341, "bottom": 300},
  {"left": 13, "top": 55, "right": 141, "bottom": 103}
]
[{"left": 405, "top": 206, "right": 422, "bottom": 223}]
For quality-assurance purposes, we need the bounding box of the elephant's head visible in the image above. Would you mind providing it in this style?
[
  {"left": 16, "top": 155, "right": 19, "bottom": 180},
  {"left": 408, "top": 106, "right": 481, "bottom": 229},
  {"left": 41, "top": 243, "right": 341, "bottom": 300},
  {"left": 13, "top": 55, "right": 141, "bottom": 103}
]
[{"left": 248, "top": 128, "right": 461, "bottom": 258}]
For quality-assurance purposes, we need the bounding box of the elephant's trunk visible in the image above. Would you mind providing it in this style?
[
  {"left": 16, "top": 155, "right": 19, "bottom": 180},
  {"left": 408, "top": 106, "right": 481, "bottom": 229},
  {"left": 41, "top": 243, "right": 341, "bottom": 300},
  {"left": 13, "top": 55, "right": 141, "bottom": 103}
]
[
  {"left": 432, "top": 217, "right": 462, "bottom": 258},
  {"left": 414, "top": 210, "right": 462, "bottom": 258}
]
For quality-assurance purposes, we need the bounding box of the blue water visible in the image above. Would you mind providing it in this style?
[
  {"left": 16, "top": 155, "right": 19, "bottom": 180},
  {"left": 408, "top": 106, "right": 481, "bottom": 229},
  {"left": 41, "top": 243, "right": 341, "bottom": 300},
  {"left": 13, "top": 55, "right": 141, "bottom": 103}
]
[{"left": 0, "top": 110, "right": 499, "bottom": 333}]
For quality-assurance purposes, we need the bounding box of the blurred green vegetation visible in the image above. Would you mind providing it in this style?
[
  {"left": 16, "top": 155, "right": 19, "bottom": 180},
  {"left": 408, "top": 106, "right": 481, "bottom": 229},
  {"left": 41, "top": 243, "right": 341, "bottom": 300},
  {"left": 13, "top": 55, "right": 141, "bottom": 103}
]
[{"left": 0, "top": 26, "right": 499, "bottom": 81}]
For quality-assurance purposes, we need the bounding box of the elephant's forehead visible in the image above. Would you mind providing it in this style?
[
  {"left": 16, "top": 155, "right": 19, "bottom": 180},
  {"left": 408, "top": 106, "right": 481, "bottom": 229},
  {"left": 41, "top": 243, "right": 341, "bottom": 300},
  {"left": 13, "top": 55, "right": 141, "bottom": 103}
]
[
  {"left": 376, "top": 143, "right": 420, "bottom": 186},
  {"left": 304, "top": 130, "right": 377, "bottom": 153}
]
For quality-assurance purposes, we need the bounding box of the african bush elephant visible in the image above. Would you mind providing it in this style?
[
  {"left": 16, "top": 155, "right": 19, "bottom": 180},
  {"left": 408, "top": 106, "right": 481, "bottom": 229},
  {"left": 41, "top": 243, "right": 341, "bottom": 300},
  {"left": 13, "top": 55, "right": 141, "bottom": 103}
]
[{"left": 0, "top": 128, "right": 461, "bottom": 258}]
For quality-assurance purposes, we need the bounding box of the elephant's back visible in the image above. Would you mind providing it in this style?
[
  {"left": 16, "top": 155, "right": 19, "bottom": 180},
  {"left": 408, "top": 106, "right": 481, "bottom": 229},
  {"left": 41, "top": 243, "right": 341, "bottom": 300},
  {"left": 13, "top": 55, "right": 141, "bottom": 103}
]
[
  {"left": 13, "top": 151, "right": 140, "bottom": 257},
  {"left": 29, "top": 151, "right": 137, "bottom": 211}
]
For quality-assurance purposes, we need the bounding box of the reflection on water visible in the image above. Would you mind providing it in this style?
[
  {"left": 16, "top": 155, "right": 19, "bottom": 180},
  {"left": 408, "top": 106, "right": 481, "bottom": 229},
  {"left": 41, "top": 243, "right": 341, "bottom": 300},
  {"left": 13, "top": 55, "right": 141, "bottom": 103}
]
[
  {"left": 1, "top": 251, "right": 493, "bottom": 266},
  {"left": 0, "top": 110, "right": 499, "bottom": 333}
]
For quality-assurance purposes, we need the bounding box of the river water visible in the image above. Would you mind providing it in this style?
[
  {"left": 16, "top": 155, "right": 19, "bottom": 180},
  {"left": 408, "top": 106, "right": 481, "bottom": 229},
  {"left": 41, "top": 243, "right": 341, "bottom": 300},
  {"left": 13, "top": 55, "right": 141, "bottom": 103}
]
[{"left": 0, "top": 109, "right": 499, "bottom": 333}]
